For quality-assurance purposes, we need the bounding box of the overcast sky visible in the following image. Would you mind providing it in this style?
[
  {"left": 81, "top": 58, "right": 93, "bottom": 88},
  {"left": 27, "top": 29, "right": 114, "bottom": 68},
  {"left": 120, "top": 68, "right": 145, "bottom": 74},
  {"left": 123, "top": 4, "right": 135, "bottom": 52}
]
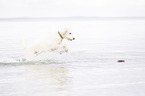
[{"left": 0, "top": 0, "right": 145, "bottom": 18}]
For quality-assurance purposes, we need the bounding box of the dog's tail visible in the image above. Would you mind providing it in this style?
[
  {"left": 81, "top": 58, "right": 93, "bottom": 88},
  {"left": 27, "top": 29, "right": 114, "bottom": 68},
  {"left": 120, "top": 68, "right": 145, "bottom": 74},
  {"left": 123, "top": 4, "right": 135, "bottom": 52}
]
[{"left": 19, "top": 34, "right": 27, "bottom": 49}]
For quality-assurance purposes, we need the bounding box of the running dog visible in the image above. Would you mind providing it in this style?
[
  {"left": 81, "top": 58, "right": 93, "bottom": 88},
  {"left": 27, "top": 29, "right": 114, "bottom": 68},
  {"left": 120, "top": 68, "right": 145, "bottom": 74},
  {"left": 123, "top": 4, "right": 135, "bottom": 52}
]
[{"left": 21, "top": 28, "right": 75, "bottom": 60}]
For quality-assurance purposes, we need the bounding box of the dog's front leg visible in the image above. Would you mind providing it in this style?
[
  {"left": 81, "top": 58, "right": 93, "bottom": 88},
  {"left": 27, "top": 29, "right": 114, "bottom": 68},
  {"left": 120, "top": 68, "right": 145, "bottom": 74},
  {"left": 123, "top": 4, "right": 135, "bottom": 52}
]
[
  {"left": 59, "top": 44, "right": 68, "bottom": 54},
  {"left": 64, "top": 45, "right": 68, "bottom": 53}
]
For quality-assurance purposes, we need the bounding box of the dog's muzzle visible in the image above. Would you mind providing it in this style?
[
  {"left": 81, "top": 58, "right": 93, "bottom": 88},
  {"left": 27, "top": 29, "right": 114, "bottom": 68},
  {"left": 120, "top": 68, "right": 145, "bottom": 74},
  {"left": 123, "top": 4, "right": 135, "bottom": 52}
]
[{"left": 70, "top": 38, "right": 75, "bottom": 41}]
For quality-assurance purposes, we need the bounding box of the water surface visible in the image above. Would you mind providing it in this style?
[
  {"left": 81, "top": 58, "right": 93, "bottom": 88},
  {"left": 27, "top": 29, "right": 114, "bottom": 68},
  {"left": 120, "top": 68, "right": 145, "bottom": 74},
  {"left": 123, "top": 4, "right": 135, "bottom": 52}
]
[{"left": 0, "top": 19, "right": 145, "bottom": 96}]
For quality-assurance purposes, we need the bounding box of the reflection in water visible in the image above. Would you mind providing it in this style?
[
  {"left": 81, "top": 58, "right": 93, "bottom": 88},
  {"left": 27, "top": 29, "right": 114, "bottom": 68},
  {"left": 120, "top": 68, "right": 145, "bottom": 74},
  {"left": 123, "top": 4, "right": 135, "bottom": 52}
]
[{"left": 25, "top": 63, "right": 71, "bottom": 95}]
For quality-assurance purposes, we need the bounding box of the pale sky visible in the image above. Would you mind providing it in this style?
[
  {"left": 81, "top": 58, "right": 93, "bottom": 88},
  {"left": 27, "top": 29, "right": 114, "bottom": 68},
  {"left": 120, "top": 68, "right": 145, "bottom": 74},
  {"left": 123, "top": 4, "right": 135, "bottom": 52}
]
[{"left": 0, "top": 0, "right": 145, "bottom": 18}]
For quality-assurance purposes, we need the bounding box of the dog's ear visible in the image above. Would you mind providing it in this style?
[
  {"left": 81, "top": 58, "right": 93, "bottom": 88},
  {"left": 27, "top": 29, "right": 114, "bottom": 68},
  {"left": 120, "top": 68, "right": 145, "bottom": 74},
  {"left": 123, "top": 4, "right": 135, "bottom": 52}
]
[
  {"left": 61, "top": 29, "right": 67, "bottom": 35},
  {"left": 63, "top": 28, "right": 69, "bottom": 35},
  {"left": 59, "top": 28, "right": 69, "bottom": 35}
]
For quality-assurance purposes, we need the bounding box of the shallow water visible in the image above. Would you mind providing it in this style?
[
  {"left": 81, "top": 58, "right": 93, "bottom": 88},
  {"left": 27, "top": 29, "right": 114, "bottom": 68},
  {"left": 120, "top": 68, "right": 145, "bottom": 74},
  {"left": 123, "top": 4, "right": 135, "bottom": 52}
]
[{"left": 0, "top": 19, "right": 145, "bottom": 96}]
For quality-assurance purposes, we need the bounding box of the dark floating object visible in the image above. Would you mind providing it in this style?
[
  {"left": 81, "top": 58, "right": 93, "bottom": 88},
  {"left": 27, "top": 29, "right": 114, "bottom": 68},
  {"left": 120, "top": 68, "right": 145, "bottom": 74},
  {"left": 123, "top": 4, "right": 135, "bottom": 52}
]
[{"left": 117, "top": 60, "right": 125, "bottom": 62}]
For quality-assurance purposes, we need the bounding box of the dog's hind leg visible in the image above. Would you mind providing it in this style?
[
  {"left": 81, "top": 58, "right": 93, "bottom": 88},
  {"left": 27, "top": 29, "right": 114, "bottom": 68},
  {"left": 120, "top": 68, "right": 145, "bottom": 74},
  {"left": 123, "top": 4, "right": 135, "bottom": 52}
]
[{"left": 25, "top": 48, "right": 36, "bottom": 60}]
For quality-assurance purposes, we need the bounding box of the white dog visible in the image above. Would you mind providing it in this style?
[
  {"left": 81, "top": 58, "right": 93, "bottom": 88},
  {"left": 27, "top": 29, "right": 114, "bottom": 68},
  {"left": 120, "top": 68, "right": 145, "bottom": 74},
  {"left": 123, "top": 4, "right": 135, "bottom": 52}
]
[{"left": 21, "top": 28, "right": 75, "bottom": 60}]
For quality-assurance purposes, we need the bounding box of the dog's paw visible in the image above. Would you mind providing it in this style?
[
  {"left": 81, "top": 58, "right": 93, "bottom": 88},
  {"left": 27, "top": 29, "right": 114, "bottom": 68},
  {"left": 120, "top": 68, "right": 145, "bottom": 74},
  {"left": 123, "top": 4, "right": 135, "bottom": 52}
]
[
  {"left": 60, "top": 51, "right": 62, "bottom": 54},
  {"left": 65, "top": 49, "right": 68, "bottom": 53}
]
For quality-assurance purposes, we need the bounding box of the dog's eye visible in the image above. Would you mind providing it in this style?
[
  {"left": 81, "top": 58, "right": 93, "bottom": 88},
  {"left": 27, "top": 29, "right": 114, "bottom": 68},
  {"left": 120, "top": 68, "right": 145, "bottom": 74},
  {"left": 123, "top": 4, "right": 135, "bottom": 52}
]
[{"left": 69, "top": 33, "right": 71, "bottom": 35}]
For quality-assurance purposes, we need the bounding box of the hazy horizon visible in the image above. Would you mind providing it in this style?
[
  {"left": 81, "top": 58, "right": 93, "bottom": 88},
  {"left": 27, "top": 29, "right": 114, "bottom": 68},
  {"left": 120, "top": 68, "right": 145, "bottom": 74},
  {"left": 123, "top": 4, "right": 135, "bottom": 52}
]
[
  {"left": 0, "top": 0, "right": 145, "bottom": 18},
  {"left": 0, "top": 16, "right": 145, "bottom": 21}
]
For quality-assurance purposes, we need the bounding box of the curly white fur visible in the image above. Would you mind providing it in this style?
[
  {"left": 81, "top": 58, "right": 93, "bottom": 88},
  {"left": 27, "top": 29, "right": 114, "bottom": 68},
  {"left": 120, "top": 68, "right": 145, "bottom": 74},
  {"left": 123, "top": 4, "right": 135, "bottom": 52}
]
[{"left": 21, "top": 28, "right": 75, "bottom": 60}]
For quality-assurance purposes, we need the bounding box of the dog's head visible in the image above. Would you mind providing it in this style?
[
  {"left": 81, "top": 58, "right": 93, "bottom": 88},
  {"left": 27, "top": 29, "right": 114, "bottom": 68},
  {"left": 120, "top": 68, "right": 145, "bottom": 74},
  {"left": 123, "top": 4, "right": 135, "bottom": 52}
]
[{"left": 59, "top": 28, "right": 75, "bottom": 41}]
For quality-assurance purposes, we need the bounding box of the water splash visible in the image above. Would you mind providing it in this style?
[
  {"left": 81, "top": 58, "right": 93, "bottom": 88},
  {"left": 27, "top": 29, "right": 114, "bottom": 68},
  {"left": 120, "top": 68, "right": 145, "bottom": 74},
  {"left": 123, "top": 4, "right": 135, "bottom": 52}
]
[
  {"left": 0, "top": 57, "right": 23, "bottom": 63},
  {"left": 0, "top": 52, "right": 68, "bottom": 65}
]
